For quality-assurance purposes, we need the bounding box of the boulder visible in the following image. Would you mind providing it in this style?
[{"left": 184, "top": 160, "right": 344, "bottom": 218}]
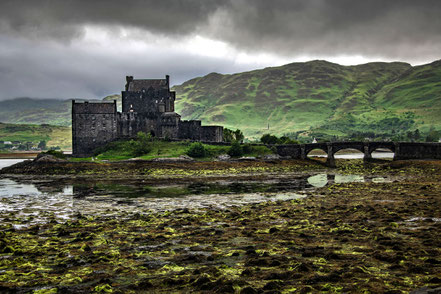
[
  {"left": 152, "top": 155, "right": 194, "bottom": 162},
  {"left": 263, "top": 154, "right": 281, "bottom": 160},
  {"left": 217, "top": 154, "right": 231, "bottom": 161},
  {"left": 238, "top": 156, "right": 257, "bottom": 161},
  {"left": 34, "top": 154, "right": 66, "bottom": 163}
]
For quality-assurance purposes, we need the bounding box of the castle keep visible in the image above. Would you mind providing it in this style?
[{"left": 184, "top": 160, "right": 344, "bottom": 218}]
[{"left": 72, "top": 75, "right": 223, "bottom": 156}]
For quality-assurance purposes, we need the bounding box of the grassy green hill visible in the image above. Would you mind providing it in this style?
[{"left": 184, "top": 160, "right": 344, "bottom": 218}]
[
  {"left": 1, "top": 59, "right": 441, "bottom": 143},
  {"left": 0, "top": 123, "right": 71, "bottom": 150},
  {"left": 0, "top": 98, "right": 72, "bottom": 126},
  {"left": 173, "top": 60, "right": 441, "bottom": 140}
]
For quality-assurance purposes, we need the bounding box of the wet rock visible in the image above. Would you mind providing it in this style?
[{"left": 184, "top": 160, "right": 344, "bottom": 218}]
[
  {"left": 217, "top": 154, "right": 231, "bottom": 161},
  {"left": 241, "top": 268, "right": 252, "bottom": 276},
  {"left": 238, "top": 156, "right": 257, "bottom": 161},
  {"left": 245, "top": 257, "right": 269, "bottom": 267},
  {"left": 296, "top": 262, "right": 311, "bottom": 272},
  {"left": 269, "top": 227, "right": 279, "bottom": 234},
  {"left": 141, "top": 257, "right": 168, "bottom": 269},
  {"left": 245, "top": 248, "right": 257, "bottom": 256},
  {"left": 264, "top": 272, "right": 291, "bottom": 280},
  {"left": 428, "top": 277, "right": 441, "bottom": 283},
  {"left": 240, "top": 286, "right": 258, "bottom": 294},
  {"left": 410, "top": 287, "right": 441, "bottom": 294},
  {"left": 152, "top": 155, "right": 194, "bottom": 162},
  {"left": 262, "top": 281, "right": 282, "bottom": 290},
  {"left": 34, "top": 154, "right": 66, "bottom": 163},
  {"left": 263, "top": 154, "right": 281, "bottom": 160},
  {"left": 192, "top": 274, "right": 212, "bottom": 288},
  {"left": 425, "top": 258, "right": 441, "bottom": 265},
  {"left": 132, "top": 279, "right": 153, "bottom": 289}
]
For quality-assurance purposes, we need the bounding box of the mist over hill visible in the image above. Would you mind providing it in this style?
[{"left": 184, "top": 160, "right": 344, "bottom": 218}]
[{"left": 1, "top": 59, "right": 441, "bottom": 141}]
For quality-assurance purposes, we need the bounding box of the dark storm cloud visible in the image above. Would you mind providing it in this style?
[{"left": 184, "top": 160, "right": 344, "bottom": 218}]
[
  {"left": 1, "top": 0, "right": 441, "bottom": 100},
  {"left": 0, "top": 0, "right": 227, "bottom": 41},
  {"left": 1, "top": 0, "right": 441, "bottom": 60},
  {"left": 209, "top": 0, "right": 441, "bottom": 60},
  {"left": 0, "top": 34, "right": 257, "bottom": 100}
]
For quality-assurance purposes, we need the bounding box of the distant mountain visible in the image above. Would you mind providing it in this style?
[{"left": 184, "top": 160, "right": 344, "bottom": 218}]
[
  {"left": 1, "top": 59, "right": 441, "bottom": 141},
  {"left": 0, "top": 98, "right": 72, "bottom": 126}
]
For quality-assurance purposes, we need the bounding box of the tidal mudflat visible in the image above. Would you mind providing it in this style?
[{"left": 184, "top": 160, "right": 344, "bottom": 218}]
[{"left": 0, "top": 159, "right": 440, "bottom": 293}]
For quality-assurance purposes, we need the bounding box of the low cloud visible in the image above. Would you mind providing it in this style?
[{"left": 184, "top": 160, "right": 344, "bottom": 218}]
[{"left": 0, "top": 0, "right": 440, "bottom": 99}]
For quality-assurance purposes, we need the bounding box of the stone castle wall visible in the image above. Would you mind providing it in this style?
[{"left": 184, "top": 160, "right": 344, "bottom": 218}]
[
  {"left": 72, "top": 101, "right": 118, "bottom": 156},
  {"left": 72, "top": 75, "right": 224, "bottom": 156}
]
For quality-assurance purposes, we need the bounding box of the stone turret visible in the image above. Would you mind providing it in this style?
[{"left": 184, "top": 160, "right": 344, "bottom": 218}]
[{"left": 72, "top": 75, "right": 224, "bottom": 156}]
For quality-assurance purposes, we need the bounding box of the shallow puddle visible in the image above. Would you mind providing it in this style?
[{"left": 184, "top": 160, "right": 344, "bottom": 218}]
[{"left": 0, "top": 172, "right": 392, "bottom": 223}]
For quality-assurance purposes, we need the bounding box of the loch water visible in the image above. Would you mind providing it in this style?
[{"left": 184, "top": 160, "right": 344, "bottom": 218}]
[{"left": 0, "top": 157, "right": 392, "bottom": 225}]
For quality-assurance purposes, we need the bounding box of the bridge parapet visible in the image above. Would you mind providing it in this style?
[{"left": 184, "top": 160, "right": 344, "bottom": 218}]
[{"left": 272, "top": 141, "right": 441, "bottom": 167}]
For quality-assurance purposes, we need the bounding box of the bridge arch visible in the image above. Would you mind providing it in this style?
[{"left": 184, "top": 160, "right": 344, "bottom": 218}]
[
  {"left": 368, "top": 143, "right": 395, "bottom": 160},
  {"left": 333, "top": 148, "right": 364, "bottom": 159},
  {"left": 305, "top": 147, "right": 328, "bottom": 157},
  {"left": 332, "top": 144, "right": 364, "bottom": 155},
  {"left": 304, "top": 143, "right": 328, "bottom": 158}
]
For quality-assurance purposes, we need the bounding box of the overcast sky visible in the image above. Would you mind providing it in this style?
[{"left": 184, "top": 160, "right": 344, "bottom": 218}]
[{"left": 1, "top": 0, "right": 441, "bottom": 100}]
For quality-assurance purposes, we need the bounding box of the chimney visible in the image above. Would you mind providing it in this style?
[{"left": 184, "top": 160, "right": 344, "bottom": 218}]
[{"left": 166, "top": 75, "right": 170, "bottom": 87}]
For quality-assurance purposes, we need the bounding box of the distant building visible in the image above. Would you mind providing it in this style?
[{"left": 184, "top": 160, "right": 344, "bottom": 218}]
[{"left": 72, "top": 75, "right": 224, "bottom": 156}]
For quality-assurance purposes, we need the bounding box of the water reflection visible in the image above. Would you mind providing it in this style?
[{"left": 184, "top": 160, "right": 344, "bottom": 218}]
[
  {"left": 0, "top": 173, "right": 391, "bottom": 223},
  {"left": 308, "top": 151, "right": 394, "bottom": 159},
  {"left": 0, "top": 159, "right": 27, "bottom": 170}
]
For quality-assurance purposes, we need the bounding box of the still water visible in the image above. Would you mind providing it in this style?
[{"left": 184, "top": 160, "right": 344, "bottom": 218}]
[
  {"left": 0, "top": 159, "right": 27, "bottom": 169},
  {"left": 309, "top": 151, "right": 394, "bottom": 159},
  {"left": 0, "top": 158, "right": 391, "bottom": 225}
]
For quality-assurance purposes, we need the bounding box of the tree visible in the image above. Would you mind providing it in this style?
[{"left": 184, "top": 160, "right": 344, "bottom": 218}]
[
  {"left": 425, "top": 129, "right": 440, "bottom": 142},
  {"left": 234, "top": 129, "right": 244, "bottom": 143},
  {"left": 132, "top": 132, "right": 151, "bottom": 156},
  {"left": 228, "top": 141, "right": 243, "bottom": 157},
  {"left": 261, "top": 134, "right": 279, "bottom": 145},
  {"left": 223, "top": 128, "right": 235, "bottom": 143},
  {"left": 38, "top": 140, "right": 47, "bottom": 150},
  {"left": 414, "top": 129, "right": 421, "bottom": 142},
  {"left": 187, "top": 142, "right": 206, "bottom": 158},
  {"left": 223, "top": 128, "right": 244, "bottom": 143}
]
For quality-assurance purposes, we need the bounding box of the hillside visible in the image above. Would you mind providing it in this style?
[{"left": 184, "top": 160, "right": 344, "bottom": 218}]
[
  {"left": 0, "top": 123, "right": 71, "bottom": 150},
  {"left": 173, "top": 60, "right": 441, "bottom": 140},
  {"left": 0, "top": 60, "right": 440, "bottom": 142},
  {"left": 0, "top": 98, "right": 72, "bottom": 126}
]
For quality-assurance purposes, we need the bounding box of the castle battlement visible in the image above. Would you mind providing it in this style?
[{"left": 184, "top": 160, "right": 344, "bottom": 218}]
[{"left": 72, "top": 75, "right": 223, "bottom": 156}]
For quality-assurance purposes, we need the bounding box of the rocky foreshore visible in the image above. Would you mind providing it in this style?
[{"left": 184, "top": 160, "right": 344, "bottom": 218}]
[{"left": 1, "top": 158, "right": 441, "bottom": 293}]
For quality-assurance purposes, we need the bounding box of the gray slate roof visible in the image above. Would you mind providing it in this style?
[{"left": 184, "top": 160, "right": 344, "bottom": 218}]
[{"left": 128, "top": 79, "right": 168, "bottom": 92}]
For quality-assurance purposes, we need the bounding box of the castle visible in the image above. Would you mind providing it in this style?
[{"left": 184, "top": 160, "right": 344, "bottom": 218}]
[{"left": 72, "top": 75, "right": 223, "bottom": 156}]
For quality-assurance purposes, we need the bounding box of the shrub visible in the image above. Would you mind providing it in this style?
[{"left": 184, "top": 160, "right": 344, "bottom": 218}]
[
  {"left": 132, "top": 132, "right": 151, "bottom": 156},
  {"left": 187, "top": 142, "right": 206, "bottom": 158},
  {"left": 261, "top": 134, "right": 279, "bottom": 145},
  {"left": 228, "top": 141, "right": 243, "bottom": 157},
  {"left": 242, "top": 143, "right": 252, "bottom": 154}
]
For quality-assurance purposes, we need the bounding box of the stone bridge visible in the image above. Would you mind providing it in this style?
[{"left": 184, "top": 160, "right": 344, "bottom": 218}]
[{"left": 275, "top": 142, "right": 441, "bottom": 167}]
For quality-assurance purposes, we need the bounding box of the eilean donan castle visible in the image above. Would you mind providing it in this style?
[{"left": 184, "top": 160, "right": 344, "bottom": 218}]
[{"left": 72, "top": 75, "right": 223, "bottom": 156}]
